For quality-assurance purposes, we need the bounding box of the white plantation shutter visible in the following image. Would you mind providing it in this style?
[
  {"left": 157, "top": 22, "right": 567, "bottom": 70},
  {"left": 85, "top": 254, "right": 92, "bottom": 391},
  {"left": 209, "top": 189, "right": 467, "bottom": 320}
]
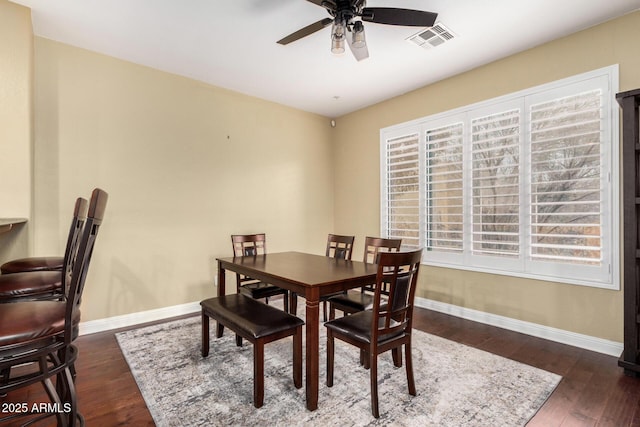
[
  {"left": 380, "top": 65, "right": 618, "bottom": 289},
  {"left": 425, "top": 122, "right": 464, "bottom": 254},
  {"left": 529, "top": 90, "right": 604, "bottom": 265},
  {"left": 383, "top": 133, "right": 420, "bottom": 248},
  {"left": 471, "top": 108, "right": 521, "bottom": 258}
]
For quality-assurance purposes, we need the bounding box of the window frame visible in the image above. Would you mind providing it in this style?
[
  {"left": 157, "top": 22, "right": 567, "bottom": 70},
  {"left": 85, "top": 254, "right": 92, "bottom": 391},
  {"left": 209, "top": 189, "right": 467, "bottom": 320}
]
[{"left": 380, "top": 65, "right": 620, "bottom": 290}]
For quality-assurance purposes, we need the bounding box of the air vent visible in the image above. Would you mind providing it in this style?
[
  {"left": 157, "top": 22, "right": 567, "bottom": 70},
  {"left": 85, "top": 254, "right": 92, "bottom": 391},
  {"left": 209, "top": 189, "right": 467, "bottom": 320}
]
[{"left": 407, "top": 23, "right": 455, "bottom": 49}]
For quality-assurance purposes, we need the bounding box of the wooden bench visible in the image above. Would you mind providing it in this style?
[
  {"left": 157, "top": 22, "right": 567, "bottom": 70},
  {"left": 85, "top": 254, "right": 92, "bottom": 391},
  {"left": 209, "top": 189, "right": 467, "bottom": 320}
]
[{"left": 200, "top": 294, "right": 303, "bottom": 408}]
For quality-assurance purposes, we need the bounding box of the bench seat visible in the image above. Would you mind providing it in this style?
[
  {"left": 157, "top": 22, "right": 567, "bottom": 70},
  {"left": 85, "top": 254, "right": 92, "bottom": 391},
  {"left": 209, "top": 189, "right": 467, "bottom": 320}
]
[{"left": 200, "top": 294, "right": 303, "bottom": 408}]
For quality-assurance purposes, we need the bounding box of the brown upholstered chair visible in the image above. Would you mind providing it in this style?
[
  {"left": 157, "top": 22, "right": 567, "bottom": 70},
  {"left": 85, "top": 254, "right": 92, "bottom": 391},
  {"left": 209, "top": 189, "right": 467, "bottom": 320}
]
[
  {"left": 1, "top": 197, "right": 88, "bottom": 275},
  {"left": 0, "top": 188, "right": 108, "bottom": 427},
  {"left": 320, "top": 234, "right": 355, "bottom": 322},
  {"left": 0, "top": 197, "right": 89, "bottom": 303},
  {"left": 325, "top": 249, "right": 423, "bottom": 418},
  {"left": 328, "top": 236, "right": 402, "bottom": 320},
  {"left": 201, "top": 294, "right": 303, "bottom": 408},
  {"left": 231, "top": 234, "right": 290, "bottom": 311}
]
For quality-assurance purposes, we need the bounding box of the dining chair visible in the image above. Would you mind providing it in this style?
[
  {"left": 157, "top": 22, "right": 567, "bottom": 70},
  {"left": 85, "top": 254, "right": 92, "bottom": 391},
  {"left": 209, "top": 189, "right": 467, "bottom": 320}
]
[
  {"left": 320, "top": 233, "right": 355, "bottom": 322},
  {"left": 0, "top": 188, "right": 108, "bottom": 427},
  {"left": 1, "top": 197, "right": 88, "bottom": 275},
  {"left": 328, "top": 236, "right": 402, "bottom": 320},
  {"left": 324, "top": 249, "right": 423, "bottom": 418},
  {"left": 325, "top": 233, "right": 355, "bottom": 260},
  {"left": 231, "top": 234, "right": 291, "bottom": 311},
  {"left": 0, "top": 197, "right": 89, "bottom": 303}
]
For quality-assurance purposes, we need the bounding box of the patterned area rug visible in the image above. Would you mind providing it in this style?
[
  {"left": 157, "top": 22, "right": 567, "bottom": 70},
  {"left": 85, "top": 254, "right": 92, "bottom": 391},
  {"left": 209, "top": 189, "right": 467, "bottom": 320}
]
[{"left": 116, "top": 315, "right": 560, "bottom": 426}]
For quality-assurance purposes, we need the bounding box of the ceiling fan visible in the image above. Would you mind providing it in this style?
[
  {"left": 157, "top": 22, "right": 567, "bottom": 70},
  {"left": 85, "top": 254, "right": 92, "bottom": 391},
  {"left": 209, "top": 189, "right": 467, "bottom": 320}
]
[{"left": 277, "top": 0, "right": 438, "bottom": 61}]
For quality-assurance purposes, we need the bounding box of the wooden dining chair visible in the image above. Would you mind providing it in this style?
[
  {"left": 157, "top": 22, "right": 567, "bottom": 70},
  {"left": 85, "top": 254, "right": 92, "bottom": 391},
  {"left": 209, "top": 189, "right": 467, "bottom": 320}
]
[
  {"left": 320, "top": 233, "right": 355, "bottom": 322},
  {"left": 0, "top": 188, "right": 108, "bottom": 427},
  {"left": 0, "top": 197, "right": 89, "bottom": 303},
  {"left": 1, "top": 197, "right": 88, "bottom": 275},
  {"left": 231, "top": 234, "right": 291, "bottom": 312},
  {"left": 325, "top": 249, "right": 423, "bottom": 418},
  {"left": 328, "top": 236, "right": 402, "bottom": 320},
  {"left": 325, "top": 233, "right": 355, "bottom": 260}
]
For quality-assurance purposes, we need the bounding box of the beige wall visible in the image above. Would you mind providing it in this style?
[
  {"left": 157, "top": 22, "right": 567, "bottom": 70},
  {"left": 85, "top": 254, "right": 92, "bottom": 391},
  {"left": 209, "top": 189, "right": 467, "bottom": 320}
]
[
  {"left": 333, "top": 11, "right": 640, "bottom": 342},
  {"left": 32, "top": 38, "right": 335, "bottom": 321},
  {"left": 0, "top": 1, "right": 32, "bottom": 262}
]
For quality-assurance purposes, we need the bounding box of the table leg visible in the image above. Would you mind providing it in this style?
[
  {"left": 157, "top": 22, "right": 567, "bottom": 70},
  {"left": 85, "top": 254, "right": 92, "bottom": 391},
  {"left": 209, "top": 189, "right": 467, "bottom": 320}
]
[
  {"left": 305, "top": 293, "right": 320, "bottom": 411},
  {"left": 216, "top": 262, "right": 225, "bottom": 338}
]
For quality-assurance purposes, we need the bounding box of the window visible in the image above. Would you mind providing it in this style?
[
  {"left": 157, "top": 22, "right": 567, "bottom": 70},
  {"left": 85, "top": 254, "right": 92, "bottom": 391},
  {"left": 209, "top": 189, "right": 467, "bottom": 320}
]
[
  {"left": 380, "top": 65, "right": 619, "bottom": 289},
  {"left": 383, "top": 133, "right": 421, "bottom": 248}
]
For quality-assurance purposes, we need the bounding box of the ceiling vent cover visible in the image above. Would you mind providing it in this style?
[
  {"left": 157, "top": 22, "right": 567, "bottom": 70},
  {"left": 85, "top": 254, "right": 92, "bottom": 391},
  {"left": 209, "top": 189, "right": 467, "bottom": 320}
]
[{"left": 407, "top": 23, "right": 455, "bottom": 49}]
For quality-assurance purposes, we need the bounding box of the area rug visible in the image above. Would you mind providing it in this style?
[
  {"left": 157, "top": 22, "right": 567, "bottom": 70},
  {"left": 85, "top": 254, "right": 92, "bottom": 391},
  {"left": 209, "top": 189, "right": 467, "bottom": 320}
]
[{"left": 116, "top": 315, "right": 560, "bottom": 426}]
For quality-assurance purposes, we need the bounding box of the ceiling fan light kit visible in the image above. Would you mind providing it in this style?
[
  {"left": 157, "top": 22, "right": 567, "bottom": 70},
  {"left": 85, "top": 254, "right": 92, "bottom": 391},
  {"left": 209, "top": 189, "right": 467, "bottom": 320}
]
[
  {"left": 277, "top": 0, "right": 438, "bottom": 61},
  {"left": 331, "top": 20, "right": 346, "bottom": 54},
  {"left": 351, "top": 21, "right": 366, "bottom": 48}
]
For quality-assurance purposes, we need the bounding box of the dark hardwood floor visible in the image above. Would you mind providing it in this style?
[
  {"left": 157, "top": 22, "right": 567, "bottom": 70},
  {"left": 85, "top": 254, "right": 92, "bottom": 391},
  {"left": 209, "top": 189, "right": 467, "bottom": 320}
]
[{"left": 2, "top": 306, "right": 640, "bottom": 426}]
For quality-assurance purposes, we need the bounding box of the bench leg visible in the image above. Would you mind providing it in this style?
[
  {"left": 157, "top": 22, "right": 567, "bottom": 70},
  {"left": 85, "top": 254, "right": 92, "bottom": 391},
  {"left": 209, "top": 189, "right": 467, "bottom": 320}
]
[
  {"left": 293, "top": 326, "right": 302, "bottom": 388},
  {"left": 253, "top": 339, "right": 264, "bottom": 408},
  {"left": 201, "top": 311, "right": 210, "bottom": 357},
  {"left": 216, "top": 322, "right": 224, "bottom": 339}
]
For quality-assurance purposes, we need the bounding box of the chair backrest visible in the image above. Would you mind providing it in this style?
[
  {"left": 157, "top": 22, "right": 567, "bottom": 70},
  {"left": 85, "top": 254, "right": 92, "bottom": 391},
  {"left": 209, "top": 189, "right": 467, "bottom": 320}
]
[
  {"left": 362, "top": 237, "right": 402, "bottom": 294},
  {"left": 370, "top": 250, "right": 423, "bottom": 343},
  {"left": 362, "top": 237, "right": 402, "bottom": 264},
  {"left": 64, "top": 188, "right": 108, "bottom": 345},
  {"left": 231, "top": 233, "right": 267, "bottom": 257},
  {"left": 231, "top": 234, "right": 267, "bottom": 288},
  {"left": 325, "top": 234, "right": 355, "bottom": 260},
  {"left": 61, "top": 197, "right": 89, "bottom": 295}
]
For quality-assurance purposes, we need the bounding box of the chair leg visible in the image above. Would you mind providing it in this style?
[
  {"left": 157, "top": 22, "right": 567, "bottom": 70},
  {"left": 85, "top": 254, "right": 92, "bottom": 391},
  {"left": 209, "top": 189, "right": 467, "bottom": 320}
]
[
  {"left": 322, "top": 301, "right": 328, "bottom": 322},
  {"left": 405, "top": 341, "right": 416, "bottom": 396},
  {"left": 293, "top": 326, "right": 302, "bottom": 389},
  {"left": 236, "top": 334, "right": 243, "bottom": 347},
  {"left": 52, "top": 351, "right": 71, "bottom": 416},
  {"left": 201, "top": 311, "right": 210, "bottom": 357},
  {"left": 290, "top": 292, "right": 298, "bottom": 315},
  {"left": 329, "top": 304, "right": 336, "bottom": 321},
  {"left": 42, "top": 376, "right": 69, "bottom": 427},
  {"left": 392, "top": 347, "right": 402, "bottom": 367},
  {"left": 369, "top": 350, "right": 380, "bottom": 418},
  {"left": 253, "top": 339, "right": 265, "bottom": 408},
  {"left": 60, "top": 364, "right": 79, "bottom": 427},
  {"left": 283, "top": 291, "right": 289, "bottom": 314},
  {"left": 326, "top": 330, "right": 334, "bottom": 387}
]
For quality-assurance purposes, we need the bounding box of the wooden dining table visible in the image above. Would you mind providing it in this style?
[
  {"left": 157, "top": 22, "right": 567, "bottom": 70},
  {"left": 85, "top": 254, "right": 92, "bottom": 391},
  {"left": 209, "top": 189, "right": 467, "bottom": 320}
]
[{"left": 215, "top": 251, "right": 377, "bottom": 411}]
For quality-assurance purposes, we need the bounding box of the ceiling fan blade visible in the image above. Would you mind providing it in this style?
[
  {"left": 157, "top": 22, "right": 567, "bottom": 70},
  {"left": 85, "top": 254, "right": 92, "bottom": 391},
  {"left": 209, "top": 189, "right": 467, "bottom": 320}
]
[
  {"left": 361, "top": 8, "right": 438, "bottom": 27},
  {"left": 277, "top": 17, "right": 333, "bottom": 45},
  {"left": 346, "top": 35, "right": 369, "bottom": 62}
]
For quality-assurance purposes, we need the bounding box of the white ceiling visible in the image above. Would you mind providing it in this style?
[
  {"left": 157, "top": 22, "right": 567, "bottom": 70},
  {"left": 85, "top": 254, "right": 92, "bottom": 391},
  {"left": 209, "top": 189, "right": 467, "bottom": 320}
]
[{"left": 10, "top": 0, "right": 640, "bottom": 117}]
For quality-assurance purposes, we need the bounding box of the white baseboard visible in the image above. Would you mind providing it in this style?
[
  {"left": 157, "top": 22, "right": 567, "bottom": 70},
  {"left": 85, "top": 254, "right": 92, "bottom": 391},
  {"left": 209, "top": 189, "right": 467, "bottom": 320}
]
[
  {"left": 79, "top": 301, "right": 201, "bottom": 336},
  {"left": 79, "top": 297, "right": 624, "bottom": 358},
  {"left": 415, "top": 297, "right": 623, "bottom": 357}
]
